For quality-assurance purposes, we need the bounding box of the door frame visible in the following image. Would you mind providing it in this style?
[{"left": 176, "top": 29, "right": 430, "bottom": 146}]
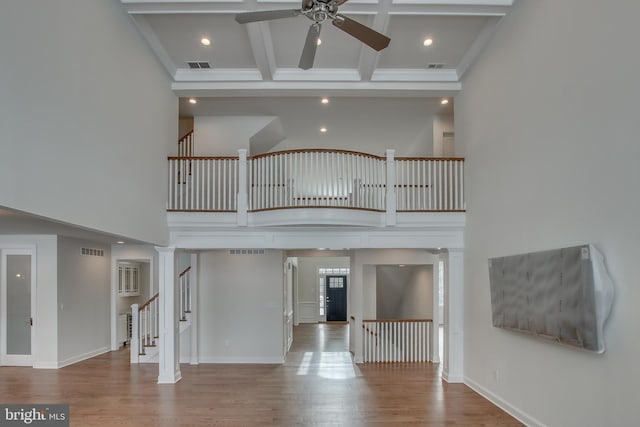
[
  {"left": 325, "top": 275, "right": 348, "bottom": 322},
  {"left": 0, "top": 247, "right": 37, "bottom": 366},
  {"left": 110, "top": 256, "right": 154, "bottom": 351}
]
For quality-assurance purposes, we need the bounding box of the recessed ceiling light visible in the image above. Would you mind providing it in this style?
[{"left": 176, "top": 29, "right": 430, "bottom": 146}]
[
  {"left": 321, "top": 97, "right": 329, "bottom": 104},
  {"left": 200, "top": 37, "right": 211, "bottom": 46},
  {"left": 117, "top": 241, "right": 125, "bottom": 244},
  {"left": 423, "top": 37, "right": 433, "bottom": 47},
  {"left": 189, "top": 98, "right": 197, "bottom": 104},
  {"left": 441, "top": 98, "right": 449, "bottom": 105},
  {"left": 317, "top": 38, "right": 322, "bottom": 46},
  {"left": 16, "top": 273, "right": 22, "bottom": 278},
  {"left": 320, "top": 127, "right": 327, "bottom": 133}
]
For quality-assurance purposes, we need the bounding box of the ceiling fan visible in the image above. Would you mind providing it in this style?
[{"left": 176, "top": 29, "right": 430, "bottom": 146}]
[{"left": 235, "top": 0, "right": 391, "bottom": 70}]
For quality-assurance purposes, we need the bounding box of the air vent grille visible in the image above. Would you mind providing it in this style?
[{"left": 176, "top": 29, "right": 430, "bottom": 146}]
[
  {"left": 229, "top": 249, "right": 265, "bottom": 255},
  {"left": 81, "top": 248, "right": 104, "bottom": 257},
  {"left": 187, "top": 61, "right": 211, "bottom": 69},
  {"left": 427, "top": 63, "right": 445, "bottom": 69}
]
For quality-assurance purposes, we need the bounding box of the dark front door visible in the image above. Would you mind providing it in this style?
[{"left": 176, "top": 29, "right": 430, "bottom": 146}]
[{"left": 326, "top": 275, "right": 347, "bottom": 322}]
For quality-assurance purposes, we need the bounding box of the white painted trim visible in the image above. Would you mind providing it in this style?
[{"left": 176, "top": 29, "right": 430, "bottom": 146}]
[
  {"left": 171, "top": 81, "right": 462, "bottom": 97},
  {"left": 198, "top": 356, "right": 284, "bottom": 364},
  {"left": 0, "top": 247, "right": 37, "bottom": 367},
  {"left": 189, "top": 253, "right": 199, "bottom": 365},
  {"left": 371, "top": 69, "right": 459, "bottom": 82},
  {"left": 273, "top": 68, "right": 362, "bottom": 82},
  {"left": 248, "top": 209, "right": 386, "bottom": 227},
  {"left": 464, "top": 376, "right": 548, "bottom": 427},
  {"left": 174, "top": 68, "right": 263, "bottom": 82},
  {"left": 57, "top": 346, "right": 111, "bottom": 369}
]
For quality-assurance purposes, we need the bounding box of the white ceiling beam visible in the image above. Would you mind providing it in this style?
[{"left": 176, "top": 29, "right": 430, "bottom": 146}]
[
  {"left": 172, "top": 80, "right": 461, "bottom": 98},
  {"left": 357, "top": 0, "right": 393, "bottom": 81},
  {"left": 245, "top": 23, "right": 278, "bottom": 80},
  {"left": 127, "top": 15, "right": 178, "bottom": 78}
]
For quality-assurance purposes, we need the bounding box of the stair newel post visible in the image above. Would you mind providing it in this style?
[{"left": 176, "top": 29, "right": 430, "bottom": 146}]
[
  {"left": 237, "top": 149, "right": 248, "bottom": 226},
  {"left": 156, "top": 246, "right": 182, "bottom": 384},
  {"left": 130, "top": 303, "right": 139, "bottom": 364},
  {"left": 385, "top": 149, "right": 397, "bottom": 226}
]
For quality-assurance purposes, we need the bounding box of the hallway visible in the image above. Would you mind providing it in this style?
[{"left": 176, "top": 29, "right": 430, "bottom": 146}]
[{"left": 0, "top": 323, "right": 522, "bottom": 426}]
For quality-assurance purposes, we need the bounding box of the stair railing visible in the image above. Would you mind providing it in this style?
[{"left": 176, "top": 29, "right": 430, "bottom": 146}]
[
  {"left": 362, "top": 319, "right": 432, "bottom": 363},
  {"left": 179, "top": 266, "right": 192, "bottom": 321},
  {"left": 130, "top": 293, "right": 159, "bottom": 362}
]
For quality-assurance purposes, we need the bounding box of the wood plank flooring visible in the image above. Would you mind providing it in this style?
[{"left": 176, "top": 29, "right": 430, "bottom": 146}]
[{"left": 0, "top": 323, "right": 522, "bottom": 426}]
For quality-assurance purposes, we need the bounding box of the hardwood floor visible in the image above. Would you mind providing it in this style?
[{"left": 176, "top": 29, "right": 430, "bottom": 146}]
[{"left": 0, "top": 323, "right": 522, "bottom": 426}]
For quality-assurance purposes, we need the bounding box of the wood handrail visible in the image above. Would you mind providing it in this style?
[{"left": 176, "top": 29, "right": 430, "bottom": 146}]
[
  {"left": 248, "top": 206, "right": 385, "bottom": 213},
  {"left": 250, "top": 148, "right": 385, "bottom": 160},
  {"left": 139, "top": 293, "right": 159, "bottom": 312},
  {"left": 178, "top": 130, "right": 193, "bottom": 142},
  {"left": 169, "top": 156, "right": 239, "bottom": 161},
  {"left": 362, "top": 319, "right": 433, "bottom": 323},
  {"left": 396, "top": 157, "right": 464, "bottom": 161},
  {"left": 179, "top": 266, "right": 191, "bottom": 277}
]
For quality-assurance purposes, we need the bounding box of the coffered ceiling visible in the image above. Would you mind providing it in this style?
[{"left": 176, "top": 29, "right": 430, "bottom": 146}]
[{"left": 121, "top": 0, "right": 514, "bottom": 98}]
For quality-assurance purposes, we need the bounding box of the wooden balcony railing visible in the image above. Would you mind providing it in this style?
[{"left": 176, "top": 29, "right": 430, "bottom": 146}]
[
  {"left": 167, "top": 149, "right": 464, "bottom": 215},
  {"left": 362, "top": 319, "right": 433, "bottom": 363}
]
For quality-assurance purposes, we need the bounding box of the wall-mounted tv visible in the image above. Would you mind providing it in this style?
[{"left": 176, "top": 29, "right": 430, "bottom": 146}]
[{"left": 488, "top": 244, "right": 614, "bottom": 353}]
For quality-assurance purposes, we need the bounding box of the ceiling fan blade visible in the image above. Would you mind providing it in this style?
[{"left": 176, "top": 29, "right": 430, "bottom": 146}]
[
  {"left": 327, "top": 0, "right": 350, "bottom": 8},
  {"left": 235, "top": 9, "right": 301, "bottom": 24},
  {"left": 301, "top": 0, "right": 314, "bottom": 10},
  {"left": 299, "top": 24, "right": 321, "bottom": 70},
  {"left": 332, "top": 14, "right": 390, "bottom": 51}
]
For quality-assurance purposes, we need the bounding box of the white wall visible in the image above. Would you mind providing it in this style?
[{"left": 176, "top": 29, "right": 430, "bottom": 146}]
[
  {"left": 0, "top": 0, "right": 176, "bottom": 245},
  {"left": 197, "top": 250, "right": 284, "bottom": 363},
  {"left": 194, "top": 116, "right": 276, "bottom": 155},
  {"left": 57, "top": 237, "right": 111, "bottom": 367},
  {"left": 455, "top": 0, "right": 640, "bottom": 425},
  {"left": 191, "top": 98, "right": 450, "bottom": 157},
  {"left": 376, "top": 265, "right": 433, "bottom": 319},
  {"left": 0, "top": 235, "right": 58, "bottom": 368}
]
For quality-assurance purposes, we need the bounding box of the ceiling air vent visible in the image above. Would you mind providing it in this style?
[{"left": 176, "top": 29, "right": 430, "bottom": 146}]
[
  {"left": 81, "top": 248, "right": 104, "bottom": 257},
  {"left": 187, "top": 61, "right": 211, "bottom": 69},
  {"left": 229, "top": 249, "right": 265, "bottom": 255},
  {"left": 427, "top": 63, "right": 445, "bottom": 69}
]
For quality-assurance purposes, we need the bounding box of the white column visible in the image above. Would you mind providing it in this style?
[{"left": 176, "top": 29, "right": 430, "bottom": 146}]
[
  {"left": 430, "top": 261, "right": 440, "bottom": 363},
  {"left": 385, "top": 149, "right": 397, "bottom": 226},
  {"left": 130, "top": 303, "right": 139, "bottom": 364},
  {"left": 237, "top": 149, "right": 248, "bottom": 226},
  {"left": 443, "top": 249, "right": 464, "bottom": 383},
  {"left": 156, "top": 246, "right": 182, "bottom": 384},
  {"left": 189, "top": 253, "right": 199, "bottom": 365}
]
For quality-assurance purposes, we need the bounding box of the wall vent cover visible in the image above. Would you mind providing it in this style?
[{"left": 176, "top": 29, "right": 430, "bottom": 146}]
[
  {"left": 229, "top": 249, "right": 265, "bottom": 255},
  {"left": 81, "top": 248, "right": 104, "bottom": 257},
  {"left": 427, "top": 63, "right": 445, "bottom": 69},
  {"left": 186, "top": 61, "right": 211, "bottom": 69}
]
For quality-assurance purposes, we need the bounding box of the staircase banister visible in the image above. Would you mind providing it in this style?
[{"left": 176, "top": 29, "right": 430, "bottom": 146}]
[{"left": 139, "top": 292, "right": 160, "bottom": 312}]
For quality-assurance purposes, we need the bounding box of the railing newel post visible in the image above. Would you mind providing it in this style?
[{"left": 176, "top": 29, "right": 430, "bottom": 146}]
[
  {"left": 385, "top": 149, "right": 396, "bottom": 225},
  {"left": 237, "top": 149, "right": 248, "bottom": 226}
]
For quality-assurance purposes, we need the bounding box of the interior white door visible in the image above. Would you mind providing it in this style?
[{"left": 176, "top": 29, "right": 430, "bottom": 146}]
[{"left": 1, "top": 250, "right": 34, "bottom": 366}]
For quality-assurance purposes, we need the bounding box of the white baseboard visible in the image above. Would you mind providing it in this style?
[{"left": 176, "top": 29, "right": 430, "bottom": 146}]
[
  {"left": 33, "top": 361, "right": 59, "bottom": 369},
  {"left": 57, "top": 346, "right": 111, "bottom": 369},
  {"left": 464, "top": 376, "right": 548, "bottom": 427},
  {"left": 198, "top": 356, "right": 284, "bottom": 364}
]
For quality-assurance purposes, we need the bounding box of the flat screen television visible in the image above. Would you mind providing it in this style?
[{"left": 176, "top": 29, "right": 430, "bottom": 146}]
[{"left": 488, "top": 244, "right": 614, "bottom": 353}]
